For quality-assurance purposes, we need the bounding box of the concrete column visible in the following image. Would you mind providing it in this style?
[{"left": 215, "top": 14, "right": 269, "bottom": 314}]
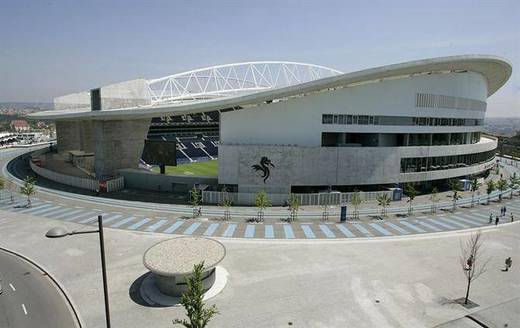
[
  {"left": 56, "top": 121, "right": 81, "bottom": 153},
  {"left": 93, "top": 119, "right": 150, "bottom": 179},
  {"left": 79, "top": 121, "right": 95, "bottom": 153}
]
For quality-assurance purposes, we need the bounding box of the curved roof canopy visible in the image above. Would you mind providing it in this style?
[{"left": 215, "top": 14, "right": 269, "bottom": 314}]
[
  {"left": 148, "top": 61, "right": 342, "bottom": 105},
  {"left": 30, "top": 55, "right": 512, "bottom": 121}
]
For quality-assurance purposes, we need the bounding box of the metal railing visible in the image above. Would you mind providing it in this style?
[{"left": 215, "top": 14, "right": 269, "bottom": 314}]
[
  {"left": 106, "top": 177, "right": 125, "bottom": 193},
  {"left": 30, "top": 160, "right": 99, "bottom": 191},
  {"left": 202, "top": 190, "right": 394, "bottom": 206}
]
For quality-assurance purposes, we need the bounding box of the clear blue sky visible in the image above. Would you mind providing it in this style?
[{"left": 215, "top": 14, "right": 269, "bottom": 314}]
[{"left": 1, "top": 0, "right": 518, "bottom": 116}]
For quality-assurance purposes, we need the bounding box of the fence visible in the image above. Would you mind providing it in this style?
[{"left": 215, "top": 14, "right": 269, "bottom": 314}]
[
  {"left": 202, "top": 190, "right": 394, "bottom": 206},
  {"left": 28, "top": 148, "right": 125, "bottom": 193},
  {"left": 30, "top": 160, "right": 99, "bottom": 191},
  {"left": 106, "top": 177, "right": 125, "bottom": 192}
]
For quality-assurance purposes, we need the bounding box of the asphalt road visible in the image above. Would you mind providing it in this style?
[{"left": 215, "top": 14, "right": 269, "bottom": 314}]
[{"left": 0, "top": 250, "right": 78, "bottom": 328}]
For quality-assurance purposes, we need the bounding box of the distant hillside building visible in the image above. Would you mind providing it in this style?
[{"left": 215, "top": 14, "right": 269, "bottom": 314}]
[{"left": 10, "top": 119, "right": 30, "bottom": 132}]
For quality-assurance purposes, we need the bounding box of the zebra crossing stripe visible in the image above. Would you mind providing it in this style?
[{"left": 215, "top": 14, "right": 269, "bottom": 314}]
[
  {"left": 506, "top": 204, "right": 520, "bottom": 211},
  {"left": 426, "top": 218, "right": 456, "bottom": 230},
  {"left": 100, "top": 214, "right": 124, "bottom": 225},
  {"left": 110, "top": 216, "right": 135, "bottom": 228},
  {"left": 163, "top": 221, "right": 184, "bottom": 234},
  {"left": 398, "top": 221, "right": 426, "bottom": 233},
  {"left": 353, "top": 223, "right": 372, "bottom": 237},
  {"left": 416, "top": 219, "right": 441, "bottom": 232},
  {"left": 80, "top": 213, "right": 108, "bottom": 224},
  {"left": 16, "top": 203, "right": 52, "bottom": 213},
  {"left": 183, "top": 222, "right": 201, "bottom": 235},
  {"left": 283, "top": 224, "right": 295, "bottom": 239},
  {"left": 127, "top": 218, "right": 151, "bottom": 230},
  {"left": 244, "top": 225, "right": 256, "bottom": 238},
  {"left": 301, "top": 225, "right": 316, "bottom": 239},
  {"left": 450, "top": 215, "right": 483, "bottom": 226},
  {"left": 145, "top": 219, "right": 168, "bottom": 232},
  {"left": 203, "top": 223, "right": 219, "bottom": 236},
  {"left": 384, "top": 221, "right": 410, "bottom": 235},
  {"left": 369, "top": 223, "right": 393, "bottom": 236},
  {"left": 222, "top": 224, "right": 237, "bottom": 237},
  {"left": 318, "top": 224, "right": 336, "bottom": 238},
  {"left": 53, "top": 209, "right": 85, "bottom": 220},
  {"left": 264, "top": 225, "right": 274, "bottom": 238},
  {"left": 438, "top": 217, "right": 470, "bottom": 228},
  {"left": 41, "top": 207, "right": 74, "bottom": 218},
  {"left": 64, "top": 211, "right": 98, "bottom": 222},
  {"left": 26, "top": 205, "right": 62, "bottom": 216},
  {"left": 472, "top": 212, "right": 492, "bottom": 220},
  {"left": 335, "top": 224, "right": 355, "bottom": 237},
  {"left": 11, "top": 202, "right": 43, "bottom": 211}
]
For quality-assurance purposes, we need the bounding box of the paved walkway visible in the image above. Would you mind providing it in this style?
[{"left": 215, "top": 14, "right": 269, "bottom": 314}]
[{"left": 1, "top": 194, "right": 518, "bottom": 239}]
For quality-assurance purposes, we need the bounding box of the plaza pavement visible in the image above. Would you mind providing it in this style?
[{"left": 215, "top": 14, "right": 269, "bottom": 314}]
[{"left": 0, "top": 210, "right": 518, "bottom": 327}]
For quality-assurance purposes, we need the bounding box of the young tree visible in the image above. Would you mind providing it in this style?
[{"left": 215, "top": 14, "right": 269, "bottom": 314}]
[
  {"left": 404, "top": 183, "right": 418, "bottom": 215},
  {"left": 255, "top": 189, "right": 271, "bottom": 222},
  {"left": 469, "top": 177, "right": 481, "bottom": 208},
  {"left": 430, "top": 187, "right": 440, "bottom": 214},
  {"left": 0, "top": 176, "right": 5, "bottom": 202},
  {"left": 448, "top": 179, "right": 463, "bottom": 212},
  {"left": 509, "top": 173, "right": 520, "bottom": 198},
  {"left": 5, "top": 179, "right": 15, "bottom": 203},
  {"left": 287, "top": 193, "right": 300, "bottom": 222},
  {"left": 173, "top": 262, "right": 219, "bottom": 328},
  {"left": 350, "top": 191, "right": 362, "bottom": 220},
  {"left": 486, "top": 180, "right": 495, "bottom": 205},
  {"left": 19, "top": 176, "right": 36, "bottom": 208},
  {"left": 189, "top": 186, "right": 202, "bottom": 218},
  {"left": 376, "top": 193, "right": 391, "bottom": 217},
  {"left": 219, "top": 188, "right": 233, "bottom": 221},
  {"left": 496, "top": 178, "right": 508, "bottom": 202},
  {"left": 459, "top": 231, "right": 490, "bottom": 305}
]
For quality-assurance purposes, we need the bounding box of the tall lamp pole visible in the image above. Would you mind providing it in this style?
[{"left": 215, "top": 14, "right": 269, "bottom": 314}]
[{"left": 46, "top": 215, "right": 111, "bottom": 328}]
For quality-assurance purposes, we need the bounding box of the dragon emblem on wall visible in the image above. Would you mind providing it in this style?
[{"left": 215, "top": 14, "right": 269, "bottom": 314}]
[{"left": 251, "top": 157, "right": 275, "bottom": 183}]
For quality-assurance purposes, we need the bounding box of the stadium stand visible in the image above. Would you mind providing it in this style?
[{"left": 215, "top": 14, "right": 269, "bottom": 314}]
[{"left": 145, "top": 110, "right": 220, "bottom": 164}]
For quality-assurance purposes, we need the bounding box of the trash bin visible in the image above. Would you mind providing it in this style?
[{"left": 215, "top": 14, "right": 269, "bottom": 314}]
[
  {"left": 389, "top": 188, "right": 402, "bottom": 201},
  {"left": 340, "top": 204, "right": 347, "bottom": 222}
]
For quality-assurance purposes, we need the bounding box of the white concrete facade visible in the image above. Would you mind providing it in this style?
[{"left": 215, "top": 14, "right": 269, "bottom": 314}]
[
  {"left": 220, "top": 72, "right": 486, "bottom": 147},
  {"left": 218, "top": 71, "right": 498, "bottom": 191}
]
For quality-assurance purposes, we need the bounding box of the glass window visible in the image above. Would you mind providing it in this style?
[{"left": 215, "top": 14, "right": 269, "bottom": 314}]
[
  {"left": 358, "top": 115, "right": 369, "bottom": 124},
  {"left": 322, "top": 114, "right": 333, "bottom": 124}
]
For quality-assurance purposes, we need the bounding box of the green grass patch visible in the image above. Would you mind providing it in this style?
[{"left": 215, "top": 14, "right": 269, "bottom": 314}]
[{"left": 152, "top": 160, "right": 218, "bottom": 177}]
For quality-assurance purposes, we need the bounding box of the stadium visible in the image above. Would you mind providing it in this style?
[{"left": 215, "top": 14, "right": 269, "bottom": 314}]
[{"left": 28, "top": 55, "right": 511, "bottom": 204}]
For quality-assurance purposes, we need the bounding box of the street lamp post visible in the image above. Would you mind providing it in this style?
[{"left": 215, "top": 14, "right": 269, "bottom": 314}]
[{"left": 46, "top": 215, "right": 111, "bottom": 328}]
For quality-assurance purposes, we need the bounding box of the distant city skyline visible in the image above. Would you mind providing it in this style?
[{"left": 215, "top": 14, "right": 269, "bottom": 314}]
[{"left": 1, "top": 0, "right": 518, "bottom": 117}]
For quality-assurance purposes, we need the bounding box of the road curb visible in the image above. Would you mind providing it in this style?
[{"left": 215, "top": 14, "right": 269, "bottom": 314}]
[{"left": 0, "top": 246, "right": 84, "bottom": 328}]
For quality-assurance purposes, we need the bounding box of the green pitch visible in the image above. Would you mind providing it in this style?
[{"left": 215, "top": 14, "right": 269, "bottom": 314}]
[{"left": 152, "top": 160, "right": 218, "bottom": 176}]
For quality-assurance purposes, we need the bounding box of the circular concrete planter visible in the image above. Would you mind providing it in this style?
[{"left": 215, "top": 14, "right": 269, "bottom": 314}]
[{"left": 143, "top": 236, "right": 226, "bottom": 297}]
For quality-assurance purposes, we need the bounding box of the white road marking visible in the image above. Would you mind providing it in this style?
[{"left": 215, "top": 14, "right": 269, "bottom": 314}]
[
  {"left": 9, "top": 283, "right": 16, "bottom": 291},
  {"left": 22, "top": 303, "right": 27, "bottom": 315}
]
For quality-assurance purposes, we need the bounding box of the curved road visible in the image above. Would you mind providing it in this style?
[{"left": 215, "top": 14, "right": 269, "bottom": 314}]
[{"left": 0, "top": 250, "right": 78, "bottom": 328}]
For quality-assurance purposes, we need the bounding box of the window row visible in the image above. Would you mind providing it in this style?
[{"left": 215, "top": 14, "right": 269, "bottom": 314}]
[
  {"left": 322, "top": 114, "right": 482, "bottom": 127},
  {"left": 400, "top": 150, "right": 495, "bottom": 173},
  {"left": 416, "top": 93, "right": 486, "bottom": 111}
]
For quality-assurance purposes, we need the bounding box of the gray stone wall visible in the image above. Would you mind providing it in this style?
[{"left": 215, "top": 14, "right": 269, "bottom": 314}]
[
  {"left": 219, "top": 138, "right": 497, "bottom": 190},
  {"left": 120, "top": 168, "right": 218, "bottom": 192},
  {"left": 93, "top": 119, "right": 151, "bottom": 179},
  {"left": 79, "top": 121, "right": 95, "bottom": 153},
  {"left": 56, "top": 121, "right": 81, "bottom": 153}
]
